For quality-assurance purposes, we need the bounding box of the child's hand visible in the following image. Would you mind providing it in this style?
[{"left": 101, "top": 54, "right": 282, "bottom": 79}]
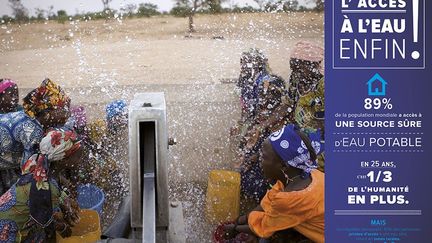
[
  {"left": 245, "top": 129, "right": 260, "bottom": 150},
  {"left": 60, "top": 197, "right": 81, "bottom": 226},
  {"left": 245, "top": 234, "right": 259, "bottom": 243},
  {"left": 222, "top": 224, "right": 238, "bottom": 240},
  {"left": 54, "top": 212, "right": 72, "bottom": 238}
]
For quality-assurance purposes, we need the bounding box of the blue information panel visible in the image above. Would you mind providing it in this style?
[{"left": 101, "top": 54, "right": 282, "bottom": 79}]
[{"left": 325, "top": 0, "right": 431, "bottom": 242}]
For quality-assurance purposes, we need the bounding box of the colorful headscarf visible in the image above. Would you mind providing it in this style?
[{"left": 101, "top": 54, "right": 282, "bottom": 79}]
[
  {"left": 256, "top": 74, "right": 292, "bottom": 121},
  {"left": 40, "top": 129, "right": 81, "bottom": 161},
  {"left": 106, "top": 99, "right": 127, "bottom": 121},
  {"left": 106, "top": 100, "right": 128, "bottom": 132},
  {"left": 22, "top": 129, "right": 81, "bottom": 189},
  {"left": 23, "top": 78, "right": 70, "bottom": 118},
  {"left": 240, "top": 48, "right": 269, "bottom": 74},
  {"left": 288, "top": 42, "right": 324, "bottom": 104},
  {"left": 88, "top": 119, "right": 107, "bottom": 144},
  {"left": 290, "top": 41, "right": 324, "bottom": 63},
  {"left": 0, "top": 79, "right": 17, "bottom": 93},
  {"left": 71, "top": 106, "right": 87, "bottom": 129},
  {"left": 268, "top": 124, "right": 323, "bottom": 175}
]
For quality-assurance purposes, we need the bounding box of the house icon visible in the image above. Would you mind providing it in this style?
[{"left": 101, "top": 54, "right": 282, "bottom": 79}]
[{"left": 367, "top": 73, "right": 387, "bottom": 96}]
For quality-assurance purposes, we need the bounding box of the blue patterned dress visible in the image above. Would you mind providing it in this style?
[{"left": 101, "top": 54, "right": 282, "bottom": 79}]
[{"left": 0, "top": 111, "right": 44, "bottom": 194}]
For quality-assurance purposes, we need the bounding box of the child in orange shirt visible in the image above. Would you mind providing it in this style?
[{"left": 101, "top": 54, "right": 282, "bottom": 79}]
[{"left": 225, "top": 124, "right": 324, "bottom": 242}]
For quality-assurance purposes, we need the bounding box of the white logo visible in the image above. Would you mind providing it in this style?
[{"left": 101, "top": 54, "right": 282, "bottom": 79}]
[{"left": 280, "top": 140, "right": 289, "bottom": 149}]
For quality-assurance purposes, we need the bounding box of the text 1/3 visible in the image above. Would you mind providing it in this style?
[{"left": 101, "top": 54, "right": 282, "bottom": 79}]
[{"left": 367, "top": 171, "right": 392, "bottom": 183}]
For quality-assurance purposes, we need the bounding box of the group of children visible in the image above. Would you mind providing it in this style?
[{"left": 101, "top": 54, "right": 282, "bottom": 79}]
[
  {"left": 225, "top": 42, "right": 325, "bottom": 242},
  {"left": 0, "top": 78, "right": 128, "bottom": 241}
]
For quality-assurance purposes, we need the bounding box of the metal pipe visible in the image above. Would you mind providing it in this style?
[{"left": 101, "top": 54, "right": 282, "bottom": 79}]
[{"left": 142, "top": 172, "right": 156, "bottom": 243}]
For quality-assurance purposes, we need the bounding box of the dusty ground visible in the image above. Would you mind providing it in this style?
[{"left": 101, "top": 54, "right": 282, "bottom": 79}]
[{"left": 0, "top": 12, "right": 323, "bottom": 242}]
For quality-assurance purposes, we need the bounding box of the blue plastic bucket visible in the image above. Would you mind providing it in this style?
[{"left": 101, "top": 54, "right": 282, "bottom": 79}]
[{"left": 77, "top": 184, "right": 105, "bottom": 215}]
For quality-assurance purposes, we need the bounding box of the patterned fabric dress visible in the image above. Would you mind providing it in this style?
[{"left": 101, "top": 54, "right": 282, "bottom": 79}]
[
  {"left": 0, "top": 181, "right": 62, "bottom": 242},
  {"left": 295, "top": 78, "right": 325, "bottom": 130},
  {"left": 0, "top": 111, "right": 44, "bottom": 195},
  {"left": 295, "top": 78, "right": 325, "bottom": 172},
  {"left": 0, "top": 129, "right": 81, "bottom": 242}
]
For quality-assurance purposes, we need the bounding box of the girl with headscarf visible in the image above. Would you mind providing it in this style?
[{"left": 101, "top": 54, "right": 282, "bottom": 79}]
[
  {"left": 105, "top": 99, "right": 128, "bottom": 133},
  {"left": 288, "top": 42, "right": 325, "bottom": 172},
  {"left": 239, "top": 75, "right": 295, "bottom": 202},
  {"left": 22, "top": 78, "right": 71, "bottom": 129},
  {"left": 77, "top": 100, "right": 128, "bottom": 205},
  {"left": 224, "top": 125, "right": 324, "bottom": 243},
  {"left": 295, "top": 78, "right": 325, "bottom": 172},
  {"left": 237, "top": 48, "right": 271, "bottom": 124},
  {"left": 0, "top": 79, "right": 23, "bottom": 196},
  {"left": 233, "top": 49, "right": 269, "bottom": 167},
  {"left": 0, "top": 128, "right": 82, "bottom": 242},
  {"left": 0, "top": 79, "right": 21, "bottom": 114},
  {"left": 0, "top": 78, "right": 71, "bottom": 194},
  {"left": 288, "top": 41, "right": 324, "bottom": 105}
]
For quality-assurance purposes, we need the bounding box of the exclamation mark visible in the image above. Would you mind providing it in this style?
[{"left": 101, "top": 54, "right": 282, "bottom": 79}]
[{"left": 411, "top": 0, "right": 420, "bottom": 59}]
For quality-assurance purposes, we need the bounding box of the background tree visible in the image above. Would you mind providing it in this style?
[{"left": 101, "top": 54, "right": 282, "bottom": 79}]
[
  {"left": 173, "top": 0, "right": 225, "bottom": 32},
  {"left": 8, "top": 0, "right": 28, "bottom": 23},
  {"left": 101, "top": 0, "right": 113, "bottom": 10},
  {"left": 315, "top": 0, "right": 324, "bottom": 11},
  {"left": 170, "top": 5, "right": 189, "bottom": 17},
  {"left": 57, "top": 10, "right": 68, "bottom": 24},
  {"left": 306, "top": 0, "right": 323, "bottom": 11},
  {"left": 137, "top": 3, "right": 160, "bottom": 17},
  {"left": 46, "top": 5, "right": 55, "bottom": 19},
  {"left": 35, "top": 8, "right": 45, "bottom": 21},
  {"left": 260, "top": 0, "right": 299, "bottom": 12},
  {"left": 284, "top": 0, "right": 299, "bottom": 11},
  {"left": 1, "top": 15, "right": 13, "bottom": 23},
  {"left": 208, "top": 0, "right": 222, "bottom": 13},
  {"left": 173, "top": 0, "right": 202, "bottom": 33},
  {"left": 253, "top": 0, "right": 268, "bottom": 11},
  {"left": 230, "top": 5, "right": 257, "bottom": 13},
  {"left": 121, "top": 3, "right": 137, "bottom": 17}
]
